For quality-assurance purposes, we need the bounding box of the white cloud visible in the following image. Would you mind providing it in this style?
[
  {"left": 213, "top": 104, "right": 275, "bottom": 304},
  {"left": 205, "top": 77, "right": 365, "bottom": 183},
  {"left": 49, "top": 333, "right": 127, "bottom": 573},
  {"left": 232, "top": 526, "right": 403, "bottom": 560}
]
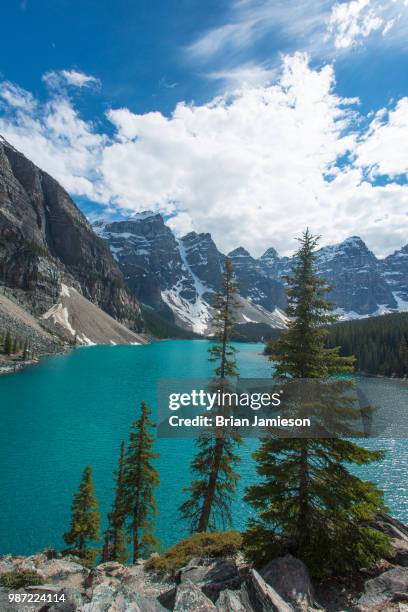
[
  {"left": 0, "top": 81, "right": 36, "bottom": 112},
  {"left": 355, "top": 97, "right": 408, "bottom": 177},
  {"left": 0, "top": 82, "right": 106, "bottom": 200},
  {"left": 185, "top": 0, "right": 408, "bottom": 89},
  {"left": 328, "top": 0, "right": 384, "bottom": 49},
  {"left": 43, "top": 69, "right": 100, "bottom": 90},
  {"left": 207, "top": 63, "right": 277, "bottom": 89},
  {"left": 0, "top": 54, "right": 407, "bottom": 257}
]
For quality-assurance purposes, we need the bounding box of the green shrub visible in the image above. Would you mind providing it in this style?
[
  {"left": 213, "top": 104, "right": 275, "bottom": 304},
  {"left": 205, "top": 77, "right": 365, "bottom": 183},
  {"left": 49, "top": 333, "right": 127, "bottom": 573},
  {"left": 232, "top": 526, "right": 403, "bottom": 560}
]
[
  {"left": 0, "top": 570, "right": 45, "bottom": 589},
  {"left": 145, "top": 530, "right": 242, "bottom": 572}
]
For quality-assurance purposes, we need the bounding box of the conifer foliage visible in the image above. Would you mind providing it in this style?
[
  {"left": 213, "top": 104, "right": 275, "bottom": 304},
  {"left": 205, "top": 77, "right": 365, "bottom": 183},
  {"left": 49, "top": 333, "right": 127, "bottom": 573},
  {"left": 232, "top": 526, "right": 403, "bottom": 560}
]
[
  {"left": 180, "top": 258, "right": 242, "bottom": 533},
  {"left": 244, "top": 230, "right": 391, "bottom": 578},
  {"left": 102, "top": 441, "right": 128, "bottom": 564},
  {"left": 124, "top": 401, "right": 160, "bottom": 563},
  {"left": 63, "top": 465, "right": 100, "bottom": 564}
]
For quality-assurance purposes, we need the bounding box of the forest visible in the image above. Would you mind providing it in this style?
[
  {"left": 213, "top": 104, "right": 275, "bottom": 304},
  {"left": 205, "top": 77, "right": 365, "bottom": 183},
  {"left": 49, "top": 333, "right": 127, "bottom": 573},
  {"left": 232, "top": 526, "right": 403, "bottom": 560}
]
[{"left": 326, "top": 312, "right": 408, "bottom": 377}]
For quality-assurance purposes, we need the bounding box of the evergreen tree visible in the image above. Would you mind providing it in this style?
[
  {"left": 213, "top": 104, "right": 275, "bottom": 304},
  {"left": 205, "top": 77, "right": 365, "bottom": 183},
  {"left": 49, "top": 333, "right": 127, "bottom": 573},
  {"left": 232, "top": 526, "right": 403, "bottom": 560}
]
[
  {"left": 102, "top": 441, "right": 128, "bottom": 563},
  {"left": 22, "top": 338, "right": 29, "bottom": 361},
  {"left": 399, "top": 335, "right": 408, "bottom": 375},
  {"left": 64, "top": 466, "right": 100, "bottom": 564},
  {"left": 325, "top": 313, "right": 408, "bottom": 377},
  {"left": 4, "top": 331, "right": 12, "bottom": 356},
  {"left": 124, "top": 401, "right": 160, "bottom": 563},
  {"left": 180, "top": 258, "right": 242, "bottom": 532},
  {"left": 244, "top": 230, "right": 390, "bottom": 577}
]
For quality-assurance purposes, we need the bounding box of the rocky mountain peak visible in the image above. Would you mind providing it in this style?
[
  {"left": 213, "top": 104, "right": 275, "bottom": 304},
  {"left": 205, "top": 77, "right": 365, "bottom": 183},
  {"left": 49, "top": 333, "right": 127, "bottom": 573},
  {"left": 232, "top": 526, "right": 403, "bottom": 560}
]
[
  {"left": 0, "top": 136, "right": 141, "bottom": 327},
  {"left": 315, "top": 236, "right": 397, "bottom": 315},
  {"left": 260, "top": 247, "right": 280, "bottom": 261},
  {"left": 228, "top": 246, "right": 252, "bottom": 259},
  {"left": 382, "top": 243, "right": 408, "bottom": 306}
]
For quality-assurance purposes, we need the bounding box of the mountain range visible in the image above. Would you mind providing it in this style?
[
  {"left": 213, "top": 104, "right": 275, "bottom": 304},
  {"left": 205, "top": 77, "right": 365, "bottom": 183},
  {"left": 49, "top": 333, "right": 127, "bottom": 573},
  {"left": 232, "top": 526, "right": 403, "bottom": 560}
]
[
  {"left": 94, "top": 213, "right": 408, "bottom": 334},
  {"left": 1, "top": 135, "right": 407, "bottom": 346}
]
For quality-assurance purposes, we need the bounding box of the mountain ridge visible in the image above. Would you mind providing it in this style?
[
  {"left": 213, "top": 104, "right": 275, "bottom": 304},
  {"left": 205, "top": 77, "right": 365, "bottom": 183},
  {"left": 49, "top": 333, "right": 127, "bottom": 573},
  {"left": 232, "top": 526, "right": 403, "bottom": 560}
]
[
  {"left": 95, "top": 212, "right": 408, "bottom": 333},
  {"left": 0, "top": 136, "right": 147, "bottom": 349}
]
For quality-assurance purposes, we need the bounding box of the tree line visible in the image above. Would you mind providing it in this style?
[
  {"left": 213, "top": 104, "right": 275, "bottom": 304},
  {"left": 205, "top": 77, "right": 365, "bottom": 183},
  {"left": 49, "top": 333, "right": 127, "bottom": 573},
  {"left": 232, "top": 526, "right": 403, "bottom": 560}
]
[
  {"left": 325, "top": 312, "right": 408, "bottom": 377},
  {"left": 63, "top": 232, "right": 391, "bottom": 578},
  {"left": 0, "top": 330, "right": 34, "bottom": 360}
]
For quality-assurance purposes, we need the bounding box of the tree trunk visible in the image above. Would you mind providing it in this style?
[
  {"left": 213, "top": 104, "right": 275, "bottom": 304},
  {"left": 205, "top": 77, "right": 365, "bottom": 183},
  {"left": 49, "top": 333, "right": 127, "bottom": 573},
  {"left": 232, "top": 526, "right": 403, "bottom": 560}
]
[
  {"left": 197, "top": 436, "right": 225, "bottom": 531},
  {"left": 297, "top": 444, "right": 309, "bottom": 553}
]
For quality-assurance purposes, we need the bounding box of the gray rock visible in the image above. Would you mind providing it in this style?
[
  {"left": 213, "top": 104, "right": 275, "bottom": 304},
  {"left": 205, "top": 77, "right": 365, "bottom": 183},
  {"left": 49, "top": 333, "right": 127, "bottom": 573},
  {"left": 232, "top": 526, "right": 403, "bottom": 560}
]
[
  {"left": 243, "top": 569, "right": 293, "bottom": 612},
  {"left": 372, "top": 513, "right": 408, "bottom": 542},
  {"left": 36, "top": 559, "right": 89, "bottom": 588},
  {"left": 314, "top": 236, "right": 397, "bottom": 315},
  {"left": 178, "top": 557, "right": 241, "bottom": 602},
  {"left": 260, "top": 554, "right": 314, "bottom": 609},
  {"left": 216, "top": 589, "right": 249, "bottom": 611},
  {"left": 228, "top": 247, "right": 287, "bottom": 312},
  {"left": 359, "top": 567, "right": 408, "bottom": 608},
  {"left": 0, "top": 137, "right": 141, "bottom": 329},
  {"left": 174, "top": 579, "right": 216, "bottom": 611},
  {"left": 382, "top": 244, "right": 408, "bottom": 305},
  {"left": 393, "top": 540, "right": 408, "bottom": 567}
]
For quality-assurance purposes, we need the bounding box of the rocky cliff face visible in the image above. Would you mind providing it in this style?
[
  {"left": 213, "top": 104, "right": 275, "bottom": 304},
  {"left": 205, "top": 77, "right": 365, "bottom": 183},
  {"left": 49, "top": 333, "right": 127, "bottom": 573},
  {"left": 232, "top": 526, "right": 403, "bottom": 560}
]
[
  {"left": 228, "top": 247, "right": 287, "bottom": 312},
  {"left": 382, "top": 244, "right": 408, "bottom": 308},
  {"left": 314, "top": 237, "right": 397, "bottom": 316},
  {"left": 95, "top": 215, "right": 289, "bottom": 334},
  {"left": 96, "top": 212, "right": 408, "bottom": 333},
  {"left": 0, "top": 137, "right": 141, "bottom": 329}
]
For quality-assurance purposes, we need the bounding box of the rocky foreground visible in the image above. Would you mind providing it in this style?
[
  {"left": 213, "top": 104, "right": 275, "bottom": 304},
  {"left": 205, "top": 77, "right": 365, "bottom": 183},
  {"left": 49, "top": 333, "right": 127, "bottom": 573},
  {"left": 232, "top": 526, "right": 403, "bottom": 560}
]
[{"left": 0, "top": 514, "right": 407, "bottom": 612}]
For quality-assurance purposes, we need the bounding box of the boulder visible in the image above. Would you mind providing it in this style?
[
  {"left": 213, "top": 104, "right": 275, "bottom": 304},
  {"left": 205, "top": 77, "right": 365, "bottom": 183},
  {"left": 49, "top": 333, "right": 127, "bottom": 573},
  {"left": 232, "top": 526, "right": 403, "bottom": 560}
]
[
  {"left": 174, "top": 579, "right": 216, "bottom": 611},
  {"left": 177, "top": 558, "right": 241, "bottom": 602},
  {"left": 359, "top": 567, "right": 408, "bottom": 608},
  {"left": 393, "top": 540, "right": 408, "bottom": 567},
  {"left": 216, "top": 589, "right": 249, "bottom": 611},
  {"left": 371, "top": 513, "right": 408, "bottom": 542},
  {"left": 37, "top": 559, "right": 89, "bottom": 588},
  {"left": 260, "top": 554, "right": 315, "bottom": 609},
  {"left": 243, "top": 570, "right": 293, "bottom": 612}
]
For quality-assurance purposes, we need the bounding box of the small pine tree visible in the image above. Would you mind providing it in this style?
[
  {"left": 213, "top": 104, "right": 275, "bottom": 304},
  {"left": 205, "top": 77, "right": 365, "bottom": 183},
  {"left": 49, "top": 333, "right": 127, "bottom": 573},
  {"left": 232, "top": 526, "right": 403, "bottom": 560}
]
[
  {"left": 244, "top": 230, "right": 391, "bottom": 578},
  {"left": 4, "top": 331, "right": 12, "bottom": 356},
  {"left": 22, "top": 338, "right": 29, "bottom": 361},
  {"left": 64, "top": 466, "right": 100, "bottom": 564},
  {"left": 102, "top": 441, "right": 129, "bottom": 563},
  {"left": 180, "top": 258, "right": 242, "bottom": 533},
  {"left": 12, "top": 336, "right": 20, "bottom": 355},
  {"left": 124, "top": 402, "right": 160, "bottom": 563}
]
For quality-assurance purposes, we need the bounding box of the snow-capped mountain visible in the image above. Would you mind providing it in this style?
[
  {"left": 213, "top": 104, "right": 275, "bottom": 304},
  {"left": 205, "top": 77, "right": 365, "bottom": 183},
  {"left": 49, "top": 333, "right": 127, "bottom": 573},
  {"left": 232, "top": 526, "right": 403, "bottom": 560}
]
[
  {"left": 94, "top": 213, "right": 408, "bottom": 334},
  {"left": 315, "top": 237, "right": 397, "bottom": 317},
  {"left": 94, "top": 214, "right": 288, "bottom": 334},
  {"left": 382, "top": 244, "right": 408, "bottom": 310}
]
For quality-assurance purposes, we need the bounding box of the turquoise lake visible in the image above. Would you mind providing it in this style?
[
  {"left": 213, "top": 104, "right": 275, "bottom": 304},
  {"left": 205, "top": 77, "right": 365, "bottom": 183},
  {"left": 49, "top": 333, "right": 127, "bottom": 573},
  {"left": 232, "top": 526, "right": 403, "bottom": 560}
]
[{"left": 0, "top": 340, "right": 407, "bottom": 556}]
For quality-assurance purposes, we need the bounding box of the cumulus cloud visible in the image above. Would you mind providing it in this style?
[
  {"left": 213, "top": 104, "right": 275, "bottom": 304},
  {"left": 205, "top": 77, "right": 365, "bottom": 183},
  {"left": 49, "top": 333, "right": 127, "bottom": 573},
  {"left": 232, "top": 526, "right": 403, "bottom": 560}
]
[
  {"left": 0, "top": 81, "right": 106, "bottom": 200},
  {"left": 0, "top": 55, "right": 407, "bottom": 257},
  {"left": 328, "top": 0, "right": 386, "bottom": 49},
  {"left": 355, "top": 98, "right": 408, "bottom": 177}
]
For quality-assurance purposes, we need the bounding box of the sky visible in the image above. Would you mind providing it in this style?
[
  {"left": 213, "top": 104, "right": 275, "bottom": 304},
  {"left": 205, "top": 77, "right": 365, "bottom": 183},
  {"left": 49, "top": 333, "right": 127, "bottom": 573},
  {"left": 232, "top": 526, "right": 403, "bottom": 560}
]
[{"left": 0, "top": 0, "right": 408, "bottom": 257}]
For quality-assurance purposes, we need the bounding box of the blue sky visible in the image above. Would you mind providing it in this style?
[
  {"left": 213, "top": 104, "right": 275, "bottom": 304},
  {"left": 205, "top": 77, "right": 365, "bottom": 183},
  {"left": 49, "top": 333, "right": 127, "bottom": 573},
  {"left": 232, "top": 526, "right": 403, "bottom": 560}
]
[{"left": 1, "top": 0, "right": 408, "bottom": 256}]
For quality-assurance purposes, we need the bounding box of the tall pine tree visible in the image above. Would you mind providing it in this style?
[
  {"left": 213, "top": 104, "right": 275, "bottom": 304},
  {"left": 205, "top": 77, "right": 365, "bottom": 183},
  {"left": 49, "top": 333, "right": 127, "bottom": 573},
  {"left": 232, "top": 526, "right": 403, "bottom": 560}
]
[
  {"left": 124, "top": 401, "right": 160, "bottom": 563},
  {"left": 102, "top": 441, "right": 128, "bottom": 563},
  {"left": 180, "top": 258, "right": 242, "bottom": 532},
  {"left": 4, "top": 331, "right": 12, "bottom": 356},
  {"left": 244, "top": 230, "right": 390, "bottom": 577},
  {"left": 64, "top": 465, "right": 100, "bottom": 565}
]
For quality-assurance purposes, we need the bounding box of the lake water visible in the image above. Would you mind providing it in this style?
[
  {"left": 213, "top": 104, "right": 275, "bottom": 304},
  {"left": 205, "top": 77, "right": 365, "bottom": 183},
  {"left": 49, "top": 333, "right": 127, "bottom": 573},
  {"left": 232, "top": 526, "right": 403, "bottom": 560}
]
[{"left": 0, "top": 340, "right": 406, "bottom": 556}]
